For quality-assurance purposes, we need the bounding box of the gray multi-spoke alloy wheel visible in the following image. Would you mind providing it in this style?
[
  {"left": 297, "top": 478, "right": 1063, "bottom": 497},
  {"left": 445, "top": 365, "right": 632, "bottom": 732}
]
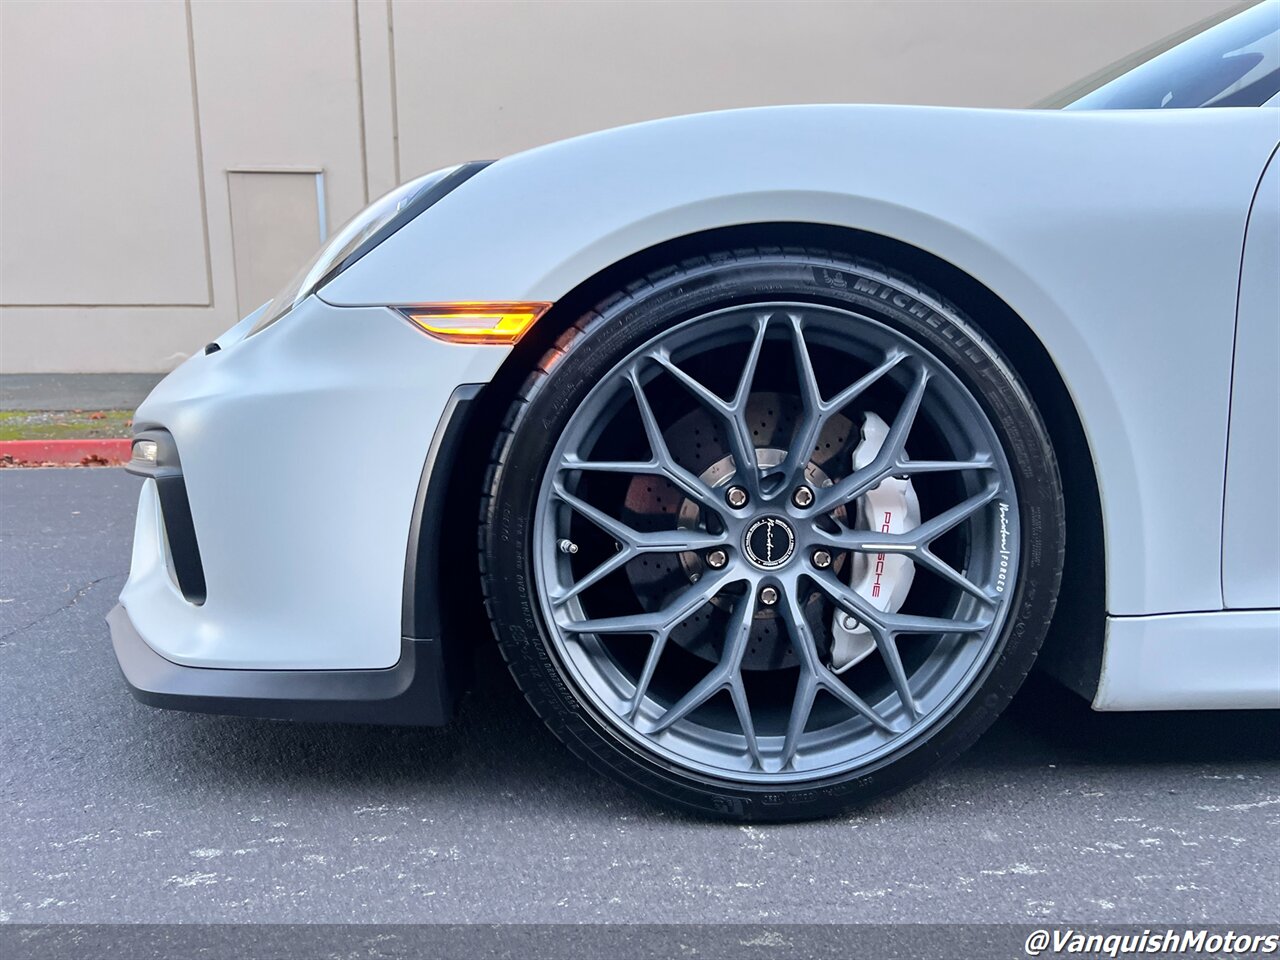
[{"left": 481, "top": 250, "right": 1065, "bottom": 821}]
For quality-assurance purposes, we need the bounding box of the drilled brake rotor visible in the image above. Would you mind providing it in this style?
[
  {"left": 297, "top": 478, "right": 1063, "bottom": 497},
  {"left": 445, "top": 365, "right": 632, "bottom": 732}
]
[{"left": 621, "top": 392, "right": 856, "bottom": 671}]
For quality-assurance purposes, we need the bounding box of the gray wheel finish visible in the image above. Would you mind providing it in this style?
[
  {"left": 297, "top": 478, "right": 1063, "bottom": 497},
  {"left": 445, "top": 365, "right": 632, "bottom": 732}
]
[{"left": 531, "top": 302, "right": 1020, "bottom": 784}]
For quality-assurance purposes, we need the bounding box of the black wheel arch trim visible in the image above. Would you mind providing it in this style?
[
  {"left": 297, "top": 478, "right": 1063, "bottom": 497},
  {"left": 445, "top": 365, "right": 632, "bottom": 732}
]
[
  {"left": 399, "top": 382, "right": 488, "bottom": 716},
  {"left": 402, "top": 383, "right": 484, "bottom": 641}
]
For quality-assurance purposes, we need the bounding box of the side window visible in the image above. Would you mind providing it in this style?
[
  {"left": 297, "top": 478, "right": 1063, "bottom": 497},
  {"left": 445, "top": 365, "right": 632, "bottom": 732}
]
[{"left": 1065, "top": 1, "right": 1280, "bottom": 109}]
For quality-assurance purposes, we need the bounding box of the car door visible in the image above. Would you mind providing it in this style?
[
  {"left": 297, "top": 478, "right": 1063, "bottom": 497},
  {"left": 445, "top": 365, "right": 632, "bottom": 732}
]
[{"left": 1222, "top": 145, "right": 1280, "bottom": 608}]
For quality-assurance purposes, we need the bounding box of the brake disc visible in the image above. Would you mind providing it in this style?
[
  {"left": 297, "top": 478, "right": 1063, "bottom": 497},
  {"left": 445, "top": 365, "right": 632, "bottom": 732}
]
[
  {"left": 622, "top": 393, "right": 855, "bottom": 671},
  {"left": 616, "top": 396, "right": 917, "bottom": 673},
  {"left": 830, "top": 412, "right": 920, "bottom": 672}
]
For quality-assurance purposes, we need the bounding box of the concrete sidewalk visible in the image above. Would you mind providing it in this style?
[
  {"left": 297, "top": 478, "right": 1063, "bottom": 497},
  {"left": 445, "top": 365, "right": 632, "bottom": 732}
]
[{"left": 0, "top": 373, "right": 163, "bottom": 411}]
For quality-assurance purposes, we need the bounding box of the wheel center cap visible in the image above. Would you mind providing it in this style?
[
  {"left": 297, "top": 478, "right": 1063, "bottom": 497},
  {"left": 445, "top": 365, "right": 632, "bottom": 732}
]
[{"left": 743, "top": 516, "right": 796, "bottom": 569}]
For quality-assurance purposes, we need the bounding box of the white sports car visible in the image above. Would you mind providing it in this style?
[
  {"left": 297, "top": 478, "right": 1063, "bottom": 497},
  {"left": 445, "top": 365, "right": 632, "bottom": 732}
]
[{"left": 112, "top": 2, "right": 1280, "bottom": 820}]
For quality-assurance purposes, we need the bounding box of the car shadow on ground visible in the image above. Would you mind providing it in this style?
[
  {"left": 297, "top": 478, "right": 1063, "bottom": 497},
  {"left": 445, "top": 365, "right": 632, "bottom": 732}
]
[{"left": 141, "top": 636, "right": 1280, "bottom": 820}]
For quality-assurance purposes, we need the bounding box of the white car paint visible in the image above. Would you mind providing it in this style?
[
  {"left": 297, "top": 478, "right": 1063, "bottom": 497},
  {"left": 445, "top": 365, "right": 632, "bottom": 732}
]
[
  {"left": 122, "top": 104, "right": 1279, "bottom": 708},
  {"left": 323, "top": 105, "right": 1279, "bottom": 620},
  {"left": 125, "top": 297, "right": 505, "bottom": 669},
  {"left": 1223, "top": 147, "right": 1280, "bottom": 610},
  {"left": 1095, "top": 610, "right": 1280, "bottom": 710}
]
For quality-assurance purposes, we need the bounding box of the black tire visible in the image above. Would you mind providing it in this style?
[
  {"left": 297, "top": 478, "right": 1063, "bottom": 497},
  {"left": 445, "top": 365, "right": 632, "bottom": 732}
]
[{"left": 480, "top": 249, "right": 1065, "bottom": 821}]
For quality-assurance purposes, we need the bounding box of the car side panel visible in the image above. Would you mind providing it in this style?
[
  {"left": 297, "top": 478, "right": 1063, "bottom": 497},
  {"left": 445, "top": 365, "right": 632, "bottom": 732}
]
[
  {"left": 1223, "top": 147, "right": 1280, "bottom": 609},
  {"left": 323, "top": 105, "right": 1280, "bottom": 616},
  {"left": 1095, "top": 610, "right": 1280, "bottom": 710}
]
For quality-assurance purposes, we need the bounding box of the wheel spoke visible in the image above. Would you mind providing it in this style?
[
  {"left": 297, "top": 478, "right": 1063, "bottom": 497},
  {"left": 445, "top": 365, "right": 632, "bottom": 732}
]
[
  {"left": 649, "top": 316, "right": 771, "bottom": 497},
  {"left": 636, "top": 529, "right": 724, "bottom": 551},
  {"left": 778, "top": 587, "right": 893, "bottom": 736},
  {"left": 729, "top": 678, "right": 764, "bottom": 770},
  {"left": 870, "top": 630, "right": 921, "bottom": 722},
  {"left": 651, "top": 587, "right": 757, "bottom": 735},
  {"left": 563, "top": 568, "right": 733, "bottom": 635},
  {"left": 552, "top": 482, "right": 641, "bottom": 547},
  {"left": 823, "top": 349, "right": 911, "bottom": 418},
  {"left": 789, "top": 314, "right": 823, "bottom": 414},
  {"left": 627, "top": 627, "right": 671, "bottom": 720},
  {"left": 810, "top": 568, "right": 988, "bottom": 636},
  {"left": 892, "top": 458, "right": 995, "bottom": 476},
  {"left": 880, "top": 609, "right": 992, "bottom": 635},
  {"left": 816, "top": 483, "right": 998, "bottom": 555},
  {"left": 560, "top": 456, "right": 661, "bottom": 475},
  {"left": 811, "top": 462, "right": 883, "bottom": 516},
  {"left": 773, "top": 324, "right": 909, "bottom": 492},
  {"left": 649, "top": 664, "right": 728, "bottom": 733},
  {"left": 724, "top": 315, "right": 771, "bottom": 493},
  {"left": 811, "top": 531, "right": 992, "bottom": 604},
  {"left": 813, "top": 527, "right": 917, "bottom": 553},
  {"left": 650, "top": 351, "right": 725, "bottom": 412},
  {"left": 553, "top": 481, "right": 724, "bottom": 558},
  {"left": 552, "top": 547, "right": 634, "bottom": 605},
  {"left": 910, "top": 483, "right": 1001, "bottom": 543},
  {"left": 625, "top": 369, "right": 724, "bottom": 515},
  {"left": 769, "top": 316, "right": 823, "bottom": 488},
  {"left": 551, "top": 513, "right": 722, "bottom": 605},
  {"left": 881, "top": 363, "right": 930, "bottom": 462},
  {"left": 779, "top": 672, "right": 818, "bottom": 770},
  {"left": 812, "top": 362, "right": 929, "bottom": 514},
  {"left": 913, "top": 548, "right": 994, "bottom": 604}
]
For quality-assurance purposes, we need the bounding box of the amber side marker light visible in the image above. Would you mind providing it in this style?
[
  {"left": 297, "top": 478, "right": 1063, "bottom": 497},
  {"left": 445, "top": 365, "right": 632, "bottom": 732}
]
[{"left": 398, "top": 302, "right": 552, "bottom": 344}]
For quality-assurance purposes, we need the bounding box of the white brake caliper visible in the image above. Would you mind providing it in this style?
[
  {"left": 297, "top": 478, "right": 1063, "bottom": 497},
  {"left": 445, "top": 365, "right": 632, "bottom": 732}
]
[{"left": 829, "top": 413, "right": 921, "bottom": 673}]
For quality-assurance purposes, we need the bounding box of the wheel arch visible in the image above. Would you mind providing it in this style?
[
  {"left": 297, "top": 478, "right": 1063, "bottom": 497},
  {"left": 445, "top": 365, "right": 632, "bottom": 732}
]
[{"left": 423, "top": 222, "right": 1106, "bottom": 706}]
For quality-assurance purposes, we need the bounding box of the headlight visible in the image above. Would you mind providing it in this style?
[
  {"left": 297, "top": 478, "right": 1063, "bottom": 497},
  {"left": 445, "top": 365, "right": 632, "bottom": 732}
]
[{"left": 248, "top": 161, "right": 490, "bottom": 336}]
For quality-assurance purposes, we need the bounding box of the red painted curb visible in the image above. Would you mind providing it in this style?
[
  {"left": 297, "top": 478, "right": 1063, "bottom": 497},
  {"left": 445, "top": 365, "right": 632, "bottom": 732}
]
[{"left": 0, "top": 438, "right": 132, "bottom": 465}]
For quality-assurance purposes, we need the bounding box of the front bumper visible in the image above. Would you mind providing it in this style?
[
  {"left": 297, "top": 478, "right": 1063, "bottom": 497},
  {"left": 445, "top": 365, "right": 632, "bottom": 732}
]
[
  {"left": 107, "top": 604, "right": 455, "bottom": 727},
  {"left": 112, "top": 295, "right": 507, "bottom": 706},
  {"left": 108, "top": 603, "right": 455, "bottom": 724}
]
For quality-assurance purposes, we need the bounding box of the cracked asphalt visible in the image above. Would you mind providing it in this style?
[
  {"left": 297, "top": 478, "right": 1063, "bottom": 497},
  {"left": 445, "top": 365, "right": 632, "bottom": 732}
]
[{"left": 1, "top": 468, "right": 1277, "bottom": 925}]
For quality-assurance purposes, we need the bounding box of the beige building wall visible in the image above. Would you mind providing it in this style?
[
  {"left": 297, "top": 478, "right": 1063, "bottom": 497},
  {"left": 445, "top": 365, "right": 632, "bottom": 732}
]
[{"left": 0, "top": 0, "right": 1241, "bottom": 373}]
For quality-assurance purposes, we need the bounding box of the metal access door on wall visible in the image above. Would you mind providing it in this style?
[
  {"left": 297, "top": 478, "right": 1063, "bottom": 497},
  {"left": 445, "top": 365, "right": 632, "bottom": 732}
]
[{"left": 226, "top": 168, "right": 328, "bottom": 317}]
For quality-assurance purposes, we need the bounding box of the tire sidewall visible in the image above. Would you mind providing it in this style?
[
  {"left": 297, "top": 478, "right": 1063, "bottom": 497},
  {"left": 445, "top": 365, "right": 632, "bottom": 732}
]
[{"left": 484, "top": 254, "right": 1063, "bottom": 821}]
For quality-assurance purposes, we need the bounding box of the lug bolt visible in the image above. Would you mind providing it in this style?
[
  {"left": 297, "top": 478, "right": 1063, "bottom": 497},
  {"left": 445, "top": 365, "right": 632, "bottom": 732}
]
[
  {"left": 706, "top": 549, "right": 728, "bottom": 569},
  {"left": 557, "top": 539, "right": 579, "bottom": 555},
  {"left": 725, "top": 486, "right": 748, "bottom": 508},
  {"left": 840, "top": 613, "right": 859, "bottom": 631},
  {"left": 812, "top": 549, "right": 832, "bottom": 569},
  {"left": 791, "top": 485, "right": 815, "bottom": 508},
  {"left": 759, "top": 586, "right": 779, "bottom": 606}
]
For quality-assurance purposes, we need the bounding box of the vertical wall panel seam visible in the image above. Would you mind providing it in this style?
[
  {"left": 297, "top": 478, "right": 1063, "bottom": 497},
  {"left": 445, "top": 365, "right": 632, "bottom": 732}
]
[
  {"left": 183, "top": 0, "right": 214, "bottom": 307},
  {"left": 224, "top": 170, "right": 244, "bottom": 318},
  {"left": 353, "top": 0, "right": 370, "bottom": 205},
  {"left": 386, "top": 0, "right": 401, "bottom": 184}
]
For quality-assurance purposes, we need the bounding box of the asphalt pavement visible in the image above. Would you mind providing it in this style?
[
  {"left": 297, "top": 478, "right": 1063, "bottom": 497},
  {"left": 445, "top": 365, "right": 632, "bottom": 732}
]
[
  {"left": 0, "top": 374, "right": 163, "bottom": 412},
  {"left": 1, "top": 468, "right": 1277, "bottom": 926}
]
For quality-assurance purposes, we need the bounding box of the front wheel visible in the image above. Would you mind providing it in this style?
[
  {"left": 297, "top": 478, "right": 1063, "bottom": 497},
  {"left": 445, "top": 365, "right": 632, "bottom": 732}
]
[{"left": 481, "top": 251, "right": 1064, "bottom": 821}]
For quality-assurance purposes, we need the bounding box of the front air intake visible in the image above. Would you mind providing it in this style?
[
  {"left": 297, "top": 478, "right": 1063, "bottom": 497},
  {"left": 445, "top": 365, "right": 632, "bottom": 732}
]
[{"left": 127, "top": 430, "right": 207, "bottom": 605}]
